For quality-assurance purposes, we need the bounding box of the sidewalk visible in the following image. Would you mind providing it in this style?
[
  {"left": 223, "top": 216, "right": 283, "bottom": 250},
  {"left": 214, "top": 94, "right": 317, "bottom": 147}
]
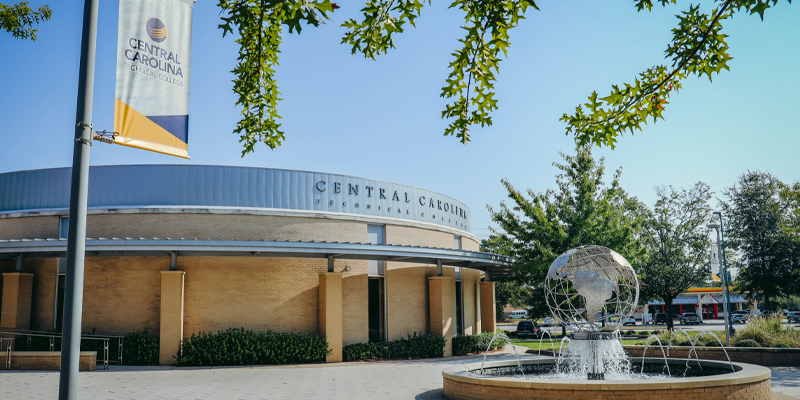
[{"left": 1, "top": 345, "right": 798, "bottom": 400}]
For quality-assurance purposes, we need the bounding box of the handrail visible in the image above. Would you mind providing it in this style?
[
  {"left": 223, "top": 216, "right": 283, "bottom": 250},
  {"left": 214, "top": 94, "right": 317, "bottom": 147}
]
[
  {"left": 1, "top": 338, "right": 12, "bottom": 370},
  {"left": 0, "top": 329, "right": 123, "bottom": 370}
]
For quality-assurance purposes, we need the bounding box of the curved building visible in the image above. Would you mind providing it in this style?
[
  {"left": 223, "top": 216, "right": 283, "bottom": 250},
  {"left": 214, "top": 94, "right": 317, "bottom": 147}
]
[{"left": 0, "top": 165, "right": 511, "bottom": 363}]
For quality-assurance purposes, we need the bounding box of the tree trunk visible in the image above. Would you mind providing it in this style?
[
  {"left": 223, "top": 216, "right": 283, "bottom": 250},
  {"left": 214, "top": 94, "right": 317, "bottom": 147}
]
[{"left": 665, "top": 297, "right": 674, "bottom": 331}]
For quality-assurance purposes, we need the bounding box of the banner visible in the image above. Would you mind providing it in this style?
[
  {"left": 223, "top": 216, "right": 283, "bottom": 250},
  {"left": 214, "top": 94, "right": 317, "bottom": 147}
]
[{"left": 114, "top": 0, "right": 193, "bottom": 158}]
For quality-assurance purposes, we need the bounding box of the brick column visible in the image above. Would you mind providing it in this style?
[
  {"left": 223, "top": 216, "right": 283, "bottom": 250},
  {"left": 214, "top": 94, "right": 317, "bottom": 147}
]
[
  {"left": 480, "top": 281, "right": 496, "bottom": 333},
  {"left": 160, "top": 271, "right": 185, "bottom": 366},
  {"left": 1, "top": 273, "right": 34, "bottom": 330},
  {"left": 319, "top": 272, "right": 342, "bottom": 363},
  {"left": 429, "top": 276, "right": 453, "bottom": 356}
]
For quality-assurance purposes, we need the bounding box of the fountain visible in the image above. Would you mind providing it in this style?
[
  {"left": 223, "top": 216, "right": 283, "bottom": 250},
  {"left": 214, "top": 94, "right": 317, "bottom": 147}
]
[{"left": 442, "top": 245, "right": 772, "bottom": 400}]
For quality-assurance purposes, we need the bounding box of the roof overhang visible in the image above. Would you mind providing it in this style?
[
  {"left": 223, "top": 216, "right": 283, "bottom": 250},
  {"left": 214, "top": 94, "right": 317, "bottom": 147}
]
[{"left": 0, "top": 238, "right": 514, "bottom": 277}]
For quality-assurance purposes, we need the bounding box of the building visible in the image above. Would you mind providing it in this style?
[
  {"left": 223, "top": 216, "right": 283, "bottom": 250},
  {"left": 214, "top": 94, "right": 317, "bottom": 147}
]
[
  {"left": 0, "top": 165, "right": 512, "bottom": 364},
  {"left": 646, "top": 286, "right": 750, "bottom": 320}
]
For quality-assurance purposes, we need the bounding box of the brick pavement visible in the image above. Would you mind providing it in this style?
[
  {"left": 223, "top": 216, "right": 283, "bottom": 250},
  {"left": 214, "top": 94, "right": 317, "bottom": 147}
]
[{"left": 2, "top": 349, "right": 798, "bottom": 400}]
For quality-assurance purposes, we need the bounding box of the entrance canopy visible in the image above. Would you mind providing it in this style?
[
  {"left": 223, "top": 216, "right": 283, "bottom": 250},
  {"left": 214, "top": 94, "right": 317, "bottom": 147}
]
[{"left": 0, "top": 237, "right": 514, "bottom": 278}]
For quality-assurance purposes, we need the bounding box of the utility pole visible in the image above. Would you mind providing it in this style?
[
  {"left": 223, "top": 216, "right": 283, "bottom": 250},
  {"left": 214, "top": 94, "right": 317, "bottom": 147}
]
[
  {"left": 714, "top": 211, "right": 735, "bottom": 343},
  {"left": 59, "top": 0, "right": 99, "bottom": 399}
]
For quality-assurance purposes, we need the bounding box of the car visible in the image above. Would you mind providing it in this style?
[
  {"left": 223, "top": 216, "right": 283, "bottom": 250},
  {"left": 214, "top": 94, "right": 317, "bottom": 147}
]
[
  {"left": 516, "top": 320, "right": 541, "bottom": 339},
  {"left": 731, "top": 310, "right": 750, "bottom": 321},
  {"left": 732, "top": 314, "right": 747, "bottom": 324},
  {"left": 679, "top": 313, "right": 702, "bottom": 325},
  {"left": 542, "top": 317, "right": 556, "bottom": 326},
  {"left": 654, "top": 313, "right": 670, "bottom": 324},
  {"left": 623, "top": 316, "right": 636, "bottom": 326},
  {"left": 786, "top": 312, "right": 800, "bottom": 323},
  {"left": 509, "top": 310, "right": 528, "bottom": 319}
]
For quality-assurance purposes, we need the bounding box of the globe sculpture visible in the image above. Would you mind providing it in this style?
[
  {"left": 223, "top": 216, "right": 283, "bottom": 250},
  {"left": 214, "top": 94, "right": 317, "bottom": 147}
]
[{"left": 545, "top": 245, "right": 639, "bottom": 334}]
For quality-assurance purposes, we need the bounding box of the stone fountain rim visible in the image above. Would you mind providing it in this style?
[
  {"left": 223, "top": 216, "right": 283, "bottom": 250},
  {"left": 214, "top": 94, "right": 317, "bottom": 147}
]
[{"left": 443, "top": 357, "right": 771, "bottom": 391}]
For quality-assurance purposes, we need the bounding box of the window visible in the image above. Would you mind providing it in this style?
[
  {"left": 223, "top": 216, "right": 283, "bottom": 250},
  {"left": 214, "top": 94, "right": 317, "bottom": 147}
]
[
  {"left": 55, "top": 274, "right": 66, "bottom": 332},
  {"left": 59, "top": 216, "right": 69, "bottom": 239},
  {"left": 455, "top": 278, "right": 464, "bottom": 335},
  {"left": 454, "top": 235, "right": 461, "bottom": 250},
  {"left": 367, "top": 224, "right": 387, "bottom": 341}
]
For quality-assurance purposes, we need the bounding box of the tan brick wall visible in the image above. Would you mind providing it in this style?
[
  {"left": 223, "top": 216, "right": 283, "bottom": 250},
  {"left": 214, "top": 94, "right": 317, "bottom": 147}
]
[
  {"left": 480, "top": 282, "right": 496, "bottom": 333},
  {"left": 25, "top": 258, "right": 56, "bottom": 331},
  {"left": 159, "top": 271, "right": 184, "bottom": 365},
  {"left": 181, "top": 256, "right": 326, "bottom": 337},
  {"left": 462, "top": 237, "right": 479, "bottom": 252},
  {"left": 1, "top": 351, "right": 96, "bottom": 371},
  {"left": 0, "top": 215, "right": 59, "bottom": 240},
  {"left": 443, "top": 376, "right": 772, "bottom": 400},
  {"left": 319, "top": 272, "right": 343, "bottom": 362},
  {"left": 0, "top": 260, "right": 15, "bottom": 321},
  {"left": 386, "top": 263, "right": 435, "bottom": 340},
  {"left": 429, "top": 276, "right": 454, "bottom": 356},
  {"left": 341, "top": 260, "right": 368, "bottom": 345},
  {"left": 81, "top": 257, "right": 163, "bottom": 336},
  {"left": 462, "top": 268, "right": 479, "bottom": 335},
  {"left": 1, "top": 273, "right": 33, "bottom": 329},
  {"left": 385, "top": 224, "right": 454, "bottom": 248}
]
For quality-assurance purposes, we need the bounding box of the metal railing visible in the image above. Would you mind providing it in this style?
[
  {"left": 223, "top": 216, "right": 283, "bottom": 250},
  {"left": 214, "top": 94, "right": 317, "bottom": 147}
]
[
  {"left": 1, "top": 337, "right": 12, "bottom": 370},
  {"left": 0, "top": 328, "right": 124, "bottom": 370}
]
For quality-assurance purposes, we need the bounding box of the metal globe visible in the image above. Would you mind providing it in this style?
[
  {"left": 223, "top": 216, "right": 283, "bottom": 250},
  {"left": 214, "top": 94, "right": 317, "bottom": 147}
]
[{"left": 545, "top": 245, "right": 639, "bottom": 332}]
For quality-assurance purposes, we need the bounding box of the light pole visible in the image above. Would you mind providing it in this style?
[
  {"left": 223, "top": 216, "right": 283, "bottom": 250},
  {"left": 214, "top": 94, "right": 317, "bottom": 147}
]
[{"left": 708, "top": 212, "right": 735, "bottom": 346}]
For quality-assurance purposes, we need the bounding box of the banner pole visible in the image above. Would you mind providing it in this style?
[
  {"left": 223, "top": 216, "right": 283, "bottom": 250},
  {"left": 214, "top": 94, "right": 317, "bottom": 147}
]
[{"left": 59, "top": 0, "right": 99, "bottom": 398}]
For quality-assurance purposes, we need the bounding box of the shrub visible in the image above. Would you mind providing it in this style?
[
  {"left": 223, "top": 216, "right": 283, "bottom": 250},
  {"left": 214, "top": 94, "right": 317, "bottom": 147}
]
[
  {"left": 774, "top": 342, "right": 790, "bottom": 348},
  {"left": 343, "top": 333, "right": 446, "bottom": 361},
  {"left": 177, "top": 327, "right": 329, "bottom": 366},
  {"left": 625, "top": 330, "right": 635, "bottom": 336},
  {"left": 733, "top": 315, "right": 800, "bottom": 348},
  {"left": 452, "top": 332, "right": 508, "bottom": 356},
  {"left": 734, "top": 339, "right": 760, "bottom": 348},
  {"left": 122, "top": 328, "right": 159, "bottom": 365}
]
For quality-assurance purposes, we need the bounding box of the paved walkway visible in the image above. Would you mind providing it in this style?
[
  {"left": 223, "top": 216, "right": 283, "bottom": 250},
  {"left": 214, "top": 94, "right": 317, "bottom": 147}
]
[{"left": 2, "top": 347, "right": 799, "bottom": 400}]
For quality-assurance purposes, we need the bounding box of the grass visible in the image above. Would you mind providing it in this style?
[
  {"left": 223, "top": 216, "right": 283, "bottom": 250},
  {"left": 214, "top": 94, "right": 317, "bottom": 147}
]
[{"left": 512, "top": 338, "right": 644, "bottom": 351}]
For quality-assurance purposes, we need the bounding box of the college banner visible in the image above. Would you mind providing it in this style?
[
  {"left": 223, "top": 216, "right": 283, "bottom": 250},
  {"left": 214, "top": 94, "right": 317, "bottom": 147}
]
[{"left": 114, "top": 0, "right": 193, "bottom": 158}]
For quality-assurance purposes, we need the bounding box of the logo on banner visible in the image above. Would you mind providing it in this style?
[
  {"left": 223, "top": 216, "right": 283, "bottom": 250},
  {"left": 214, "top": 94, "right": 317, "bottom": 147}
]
[{"left": 146, "top": 18, "right": 167, "bottom": 42}]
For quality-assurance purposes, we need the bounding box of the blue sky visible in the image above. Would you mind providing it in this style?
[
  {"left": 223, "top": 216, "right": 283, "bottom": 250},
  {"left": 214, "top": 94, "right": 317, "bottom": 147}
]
[{"left": 1, "top": 1, "right": 798, "bottom": 240}]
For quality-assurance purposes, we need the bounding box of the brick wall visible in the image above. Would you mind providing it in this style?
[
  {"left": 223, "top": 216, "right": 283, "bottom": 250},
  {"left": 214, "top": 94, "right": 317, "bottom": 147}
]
[
  {"left": 385, "top": 224, "right": 454, "bottom": 248},
  {"left": 624, "top": 345, "right": 800, "bottom": 367},
  {"left": 386, "top": 264, "right": 435, "bottom": 340},
  {"left": 25, "top": 258, "right": 56, "bottom": 331},
  {"left": 341, "top": 260, "right": 368, "bottom": 345},
  {"left": 1, "top": 351, "right": 96, "bottom": 371},
  {"left": 443, "top": 377, "right": 771, "bottom": 400},
  {"left": 81, "top": 257, "right": 163, "bottom": 336},
  {"left": 0, "top": 215, "right": 59, "bottom": 240}
]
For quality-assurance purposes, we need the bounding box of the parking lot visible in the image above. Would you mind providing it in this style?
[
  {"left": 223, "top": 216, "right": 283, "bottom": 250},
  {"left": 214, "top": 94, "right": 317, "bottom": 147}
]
[{"left": 498, "top": 317, "right": 800, "bottom": 334}]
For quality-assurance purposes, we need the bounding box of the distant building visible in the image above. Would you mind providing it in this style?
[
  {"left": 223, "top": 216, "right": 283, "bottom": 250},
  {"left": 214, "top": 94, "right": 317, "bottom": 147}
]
[{"left": 646, "top": 285, "right": 751, "bottom": 320}]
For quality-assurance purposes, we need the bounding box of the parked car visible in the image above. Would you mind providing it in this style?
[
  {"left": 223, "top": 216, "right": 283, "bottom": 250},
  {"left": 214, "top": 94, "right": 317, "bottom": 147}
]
[
  {"left": 542, "top": 317, "right": 556, "bottom": 326},
  {"left": 509, "top": 310, "right": 528, "bottom": 319},
  {"left": 679, "top": 313, "right": 702, "bottom": 325},
  {"left": 516, "top": 320, "right": 541, "bottom": 339},
  {"left": 654, "top": 313, "right": 670, "bottom": 324},
  {"left": 623, "top": 316, "right": 636, "bottom": 326},
  {"left": 786, "top": 312, "right": 800, "bottom": 323},
  {"left": 732, "top": 314, "right": 748, "bottom": 324}
]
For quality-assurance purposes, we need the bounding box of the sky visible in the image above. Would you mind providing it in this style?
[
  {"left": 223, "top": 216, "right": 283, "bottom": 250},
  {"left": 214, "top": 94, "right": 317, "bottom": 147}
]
[{"left": 0, "top": 1, "right": 798, "bottom": 241}]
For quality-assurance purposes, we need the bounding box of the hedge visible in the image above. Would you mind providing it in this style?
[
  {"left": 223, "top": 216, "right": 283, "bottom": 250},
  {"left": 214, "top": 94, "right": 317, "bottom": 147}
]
[
  {"left": 177, "top": 327, "right": 330, "bottom": 366},
  {"left": 343, "top": 332, "right": 446, "bottom": 361},
  {"left": 452, "top": 332, "right": 508, "bottom": 356}
]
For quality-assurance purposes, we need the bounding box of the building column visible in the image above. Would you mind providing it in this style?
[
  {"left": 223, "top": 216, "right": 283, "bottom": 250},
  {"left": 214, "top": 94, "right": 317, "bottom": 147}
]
[
  {"left": 480, "top": 281, "right": 496, "bottom": 334},
  {"left": 160, "top": 271, "right": 185, "bottom": 366},
  {"left": 429, "top": 276, "right": 453, "bottom": 357},
  {"left": 319, "top": 272, "right": 342, "bottom": 363},
  {"left": 1, "top": 273, "right": 34, "bottom": 330}
]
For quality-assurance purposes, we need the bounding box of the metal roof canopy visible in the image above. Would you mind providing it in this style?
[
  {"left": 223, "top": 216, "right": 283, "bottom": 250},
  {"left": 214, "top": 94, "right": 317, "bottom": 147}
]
[{"left": 0, "top": 238, "right": 514, "bottom": 277}]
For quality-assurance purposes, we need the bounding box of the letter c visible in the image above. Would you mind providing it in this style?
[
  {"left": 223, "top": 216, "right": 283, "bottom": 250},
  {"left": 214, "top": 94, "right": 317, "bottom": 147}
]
[
  {"left": 316, "top": 181, "right": 326, "bottom": 192},
  {"left": 129, "top": 38, "right": 138, "bottom": 48},
  {"left": 419, "top": 196, "right": 426, "bottom": 206}
]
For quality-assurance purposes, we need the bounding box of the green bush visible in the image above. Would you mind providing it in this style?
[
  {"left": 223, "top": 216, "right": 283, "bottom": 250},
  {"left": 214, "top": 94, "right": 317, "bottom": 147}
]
[
  {"left": 342, "top": 332, "right": 446, "bottom": 361},
  {"left": 734, "top": 339, "right": 761, "bottom": 348},
  {"left": 733, "top": 315, "right": 800, "bottom": 348},
  {"left": 452, "top": 332, "right": 508, "bottom": 356},
  {"left": 177, "top": 327, "right": 330, "bottom": 366},
  {"left": 774, "top": 342, "right": 790, "bottom": 348},
  {"left": 122, "top": 328, "right": 159, "bottom": 365},
  {"left": 624, "top": 330, "right": 635, "bottom": 336}
]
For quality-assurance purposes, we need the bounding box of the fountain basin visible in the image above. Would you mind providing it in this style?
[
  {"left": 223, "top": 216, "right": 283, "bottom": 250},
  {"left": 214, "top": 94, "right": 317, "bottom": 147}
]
[{"left": 443, "top": 358, "right": 771, "bottom": 400}]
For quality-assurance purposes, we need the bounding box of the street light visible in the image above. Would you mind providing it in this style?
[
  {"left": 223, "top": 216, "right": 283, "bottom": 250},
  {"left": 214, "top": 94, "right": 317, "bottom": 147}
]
[{"left": 707, "top": 212, "right": 735, "bottom": 346}]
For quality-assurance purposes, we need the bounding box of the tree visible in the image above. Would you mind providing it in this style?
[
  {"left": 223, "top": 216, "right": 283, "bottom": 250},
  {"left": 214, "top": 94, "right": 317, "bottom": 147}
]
[
  {"left": 0, "top": 2, "right": 50, "bottom": 41},
  {"left": 638, "top": 183, "right": 712, "bottom": 331},
  {"left": 488, "top": 144, "right": 646, "bottom": 286},
  {"left": 216, "top": 0, "right": 790, "bottom": 155},
  {"left": 722, "top": 171, "right": 798, "bottom": 311}
]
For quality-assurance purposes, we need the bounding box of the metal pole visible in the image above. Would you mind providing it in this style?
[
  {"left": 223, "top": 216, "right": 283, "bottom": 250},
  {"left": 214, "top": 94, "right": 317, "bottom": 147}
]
[
  {"left": 59, "top": 0, "right": 99, "bottom": 398},
  {"left": 713, "top": 227, "right": 731, "bottom": 346},
  {"left": 716, "top": 212, "right": 735, "bottom": 343}
]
